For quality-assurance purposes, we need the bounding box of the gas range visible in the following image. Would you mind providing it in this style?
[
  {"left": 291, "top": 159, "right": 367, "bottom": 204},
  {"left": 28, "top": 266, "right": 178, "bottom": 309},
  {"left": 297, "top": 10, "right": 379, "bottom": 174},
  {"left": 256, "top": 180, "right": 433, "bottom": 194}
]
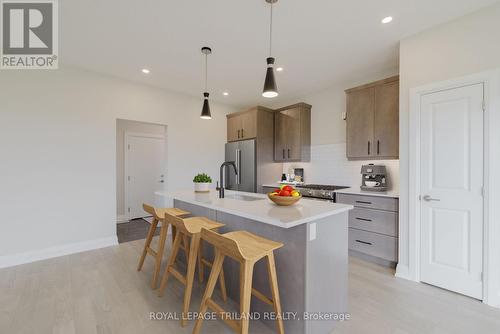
[{"left": 295, "top": 184, "right": 350, "bottom": 201}]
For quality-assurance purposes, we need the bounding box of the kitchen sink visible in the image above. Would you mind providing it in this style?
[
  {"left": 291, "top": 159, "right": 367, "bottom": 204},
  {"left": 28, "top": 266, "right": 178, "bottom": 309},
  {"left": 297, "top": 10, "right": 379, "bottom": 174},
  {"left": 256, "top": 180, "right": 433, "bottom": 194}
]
[{"left": 225, "top": 194, "right": 265, "bottom": 201}]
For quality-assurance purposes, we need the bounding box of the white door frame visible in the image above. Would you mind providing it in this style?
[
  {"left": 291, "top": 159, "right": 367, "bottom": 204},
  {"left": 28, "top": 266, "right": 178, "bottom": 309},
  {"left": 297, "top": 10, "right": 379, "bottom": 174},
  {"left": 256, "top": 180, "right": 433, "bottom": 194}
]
[
  {"left": 407, "top": 68, "right": 500, "bottom": 307},
  {"left": 124, "top": 132, "right": 166, "bottom": 220}
]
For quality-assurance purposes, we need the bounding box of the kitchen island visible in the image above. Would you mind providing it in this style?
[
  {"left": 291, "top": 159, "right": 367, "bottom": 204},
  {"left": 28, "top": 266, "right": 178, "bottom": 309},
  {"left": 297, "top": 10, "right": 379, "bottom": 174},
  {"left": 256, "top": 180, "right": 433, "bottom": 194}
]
[{"left": 155, "top": 189, "right": 353, "bottom": 334}]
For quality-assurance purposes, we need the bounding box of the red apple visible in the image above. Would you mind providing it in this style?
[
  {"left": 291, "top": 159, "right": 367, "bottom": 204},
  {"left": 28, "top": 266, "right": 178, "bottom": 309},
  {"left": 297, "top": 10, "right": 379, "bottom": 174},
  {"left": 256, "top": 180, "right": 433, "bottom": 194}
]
[{"left": 279, "top": 190, "right": 291, "bottom": 197}]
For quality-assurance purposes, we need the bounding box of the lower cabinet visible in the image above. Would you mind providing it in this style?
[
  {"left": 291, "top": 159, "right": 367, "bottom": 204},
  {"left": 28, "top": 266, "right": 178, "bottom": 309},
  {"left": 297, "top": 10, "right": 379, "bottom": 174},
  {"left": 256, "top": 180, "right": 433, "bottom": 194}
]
[{"left": 337, "top": 193, "right": 399, "bottom": 268}]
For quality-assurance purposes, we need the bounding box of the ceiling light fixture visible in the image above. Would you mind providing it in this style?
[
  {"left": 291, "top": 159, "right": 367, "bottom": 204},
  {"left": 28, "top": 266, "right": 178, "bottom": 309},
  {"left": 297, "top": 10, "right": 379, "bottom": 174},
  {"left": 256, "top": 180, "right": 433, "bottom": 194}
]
[
  {"left": 381, "top": 16, "right": 393, "bottom": 24},
  {"left": 262, "top": 0, "right": 278, "bottom": 98},
  {"left": 223, "top": 92, "right": 229, "bottom": 96},
  {"left": 141, "top": 68, "right": 150, "bottom": 74},
  {"left": 276, "top": 67, "right": 283, "bottom": 72},
  {"left": 200, "top": 47, "right": 212, "bottom": 120}
]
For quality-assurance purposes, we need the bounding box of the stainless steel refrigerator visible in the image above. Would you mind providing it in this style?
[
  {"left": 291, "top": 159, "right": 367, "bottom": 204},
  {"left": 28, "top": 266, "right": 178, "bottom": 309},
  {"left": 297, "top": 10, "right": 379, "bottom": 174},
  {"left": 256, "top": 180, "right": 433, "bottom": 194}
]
[{"left": 225, "top": 139, "right": 256, "bottom": 192}]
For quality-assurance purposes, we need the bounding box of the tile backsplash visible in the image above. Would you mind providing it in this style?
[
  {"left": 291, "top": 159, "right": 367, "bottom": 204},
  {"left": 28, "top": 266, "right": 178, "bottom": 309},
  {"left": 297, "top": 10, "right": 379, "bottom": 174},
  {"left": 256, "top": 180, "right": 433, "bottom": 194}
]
[{"left": 282, "top": 143, "right": 399, "bottom": 191}]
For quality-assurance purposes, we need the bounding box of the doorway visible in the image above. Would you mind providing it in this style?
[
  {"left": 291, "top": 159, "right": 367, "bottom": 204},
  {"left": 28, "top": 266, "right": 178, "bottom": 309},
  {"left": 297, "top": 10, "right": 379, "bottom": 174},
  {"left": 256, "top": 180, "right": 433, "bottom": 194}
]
[
  {"left": 418, "top": 84, "right": 484, "bottom": 299},
  {"left": 116, "top": 119, "right": 167, "bottom": 224}
]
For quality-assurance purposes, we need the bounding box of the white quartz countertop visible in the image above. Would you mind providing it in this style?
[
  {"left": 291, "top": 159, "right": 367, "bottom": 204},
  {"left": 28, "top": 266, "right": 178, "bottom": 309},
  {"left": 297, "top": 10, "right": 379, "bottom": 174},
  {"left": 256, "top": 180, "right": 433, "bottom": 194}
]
[
  {"left": 156, "top": 189, "right": 353, "bottom": 228},
  {"left": 262, "top": 184, "right": 399, "bottom": 198}
]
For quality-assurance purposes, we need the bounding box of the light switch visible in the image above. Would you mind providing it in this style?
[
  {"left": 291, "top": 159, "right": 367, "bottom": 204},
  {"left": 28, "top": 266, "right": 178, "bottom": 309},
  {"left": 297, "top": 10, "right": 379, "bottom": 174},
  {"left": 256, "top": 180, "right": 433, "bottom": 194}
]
[{"left": 309, "top": 223, "right": 317, "bottom": 241}]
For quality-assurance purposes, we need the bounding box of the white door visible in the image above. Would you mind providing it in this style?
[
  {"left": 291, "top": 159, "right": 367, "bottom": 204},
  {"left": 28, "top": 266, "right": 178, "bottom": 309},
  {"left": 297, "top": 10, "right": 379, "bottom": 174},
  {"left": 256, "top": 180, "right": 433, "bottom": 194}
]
[
  {"left": 420, "top": 83, "right": 484, "bottom": 299},
  {"left": 126, "top": 134, "right": 166, "bottom": 219}
]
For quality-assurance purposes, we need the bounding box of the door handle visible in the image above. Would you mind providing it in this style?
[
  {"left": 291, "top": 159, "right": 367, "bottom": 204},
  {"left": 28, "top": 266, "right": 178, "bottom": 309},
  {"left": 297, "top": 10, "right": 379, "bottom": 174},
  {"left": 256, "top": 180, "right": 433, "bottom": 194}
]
[
  {"left": 287, "top": 148, "right": 290, "bottom": 159},
  {"left": 423, "top": 195, "right": 440, "bottom": 202},
  {"left": 282, "top": 149, "right": 285, "bottom": 159},
  {"left": 355, "top": 239, "right": 373, "bottom": 246},
  {"left": 237, "top": 129, "right": 240, "bottom": 139},
  {"left": 159, "top": 180, "right": 164, "bottom": 183},
  {"left": 377, "top": 140, "right": 380, "bottom": 155},
  {"left": 241, "top": 128, "right": 244, "bottom": 138},
  {"left": 368, "top": 141, "right": 371, "bottom": 155}
]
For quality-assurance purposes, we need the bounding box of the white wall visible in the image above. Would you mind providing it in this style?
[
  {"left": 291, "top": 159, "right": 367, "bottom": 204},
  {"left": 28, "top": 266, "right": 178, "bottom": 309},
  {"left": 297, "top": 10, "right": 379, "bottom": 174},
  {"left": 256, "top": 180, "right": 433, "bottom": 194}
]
[
  {"left": 398, "top": 3, "right": 500, "bottom": 305},
  {"left": 116, "top": 119, "right": 167, "bottom": 220},
  {"left": 0, "top": 67, "right": 235, "bottom": 266},
  {"left": 274, "top": 69, "right": 400, "bottom": 189}
]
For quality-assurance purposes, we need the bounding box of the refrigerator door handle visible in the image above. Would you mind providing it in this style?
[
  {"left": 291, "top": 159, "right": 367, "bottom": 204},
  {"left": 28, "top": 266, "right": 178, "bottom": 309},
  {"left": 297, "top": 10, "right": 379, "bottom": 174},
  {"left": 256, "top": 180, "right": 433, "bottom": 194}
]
[{"left": 236, "top": 149, "right": 242, "bottom": 185}]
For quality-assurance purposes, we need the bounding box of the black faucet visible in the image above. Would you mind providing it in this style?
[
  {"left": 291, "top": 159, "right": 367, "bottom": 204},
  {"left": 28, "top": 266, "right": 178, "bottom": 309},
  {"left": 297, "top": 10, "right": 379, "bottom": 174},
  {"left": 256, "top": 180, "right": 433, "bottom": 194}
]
[{"left": 219, "top": 161, "right": 238, "bottom": 198}]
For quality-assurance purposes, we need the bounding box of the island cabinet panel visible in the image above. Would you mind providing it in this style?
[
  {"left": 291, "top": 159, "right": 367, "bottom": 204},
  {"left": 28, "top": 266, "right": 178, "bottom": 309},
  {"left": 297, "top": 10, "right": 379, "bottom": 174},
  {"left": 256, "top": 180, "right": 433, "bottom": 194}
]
[
  {"left": 345, "top": 75, "right": 399, "bottom": 160},
  {"left": 337, "top": 193, "right": 399, "bottom": 267},
  {"left": 274, "top": 103, "right": 311, "bottom": 162}
]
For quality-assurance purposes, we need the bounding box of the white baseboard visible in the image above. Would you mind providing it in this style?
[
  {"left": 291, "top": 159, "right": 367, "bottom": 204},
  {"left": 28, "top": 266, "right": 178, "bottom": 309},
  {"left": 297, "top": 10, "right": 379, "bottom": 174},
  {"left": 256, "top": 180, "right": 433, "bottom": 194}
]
[
  {"left": 0, "top": 236, "right": 118, "bottom": 269},
  {"left": 116, "top": 215, "right": 129, "bottom": 224},
  {"left": 395, "top": 263, "right": 413, "bottom": 280}
]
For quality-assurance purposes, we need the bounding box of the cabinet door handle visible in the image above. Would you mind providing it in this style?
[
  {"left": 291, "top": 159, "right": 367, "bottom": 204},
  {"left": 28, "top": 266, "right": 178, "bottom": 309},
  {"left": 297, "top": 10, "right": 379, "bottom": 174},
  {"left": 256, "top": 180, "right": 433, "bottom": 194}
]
[
  {"left": 355, "top": 217, "right": 372, "bottom": 222},
  {"left": 241, "top": 128, "right": 244, "bottom": 138},
  {"left": 356, "top": 200, "right": 372, "bottom": 205},
  {"left": 368, "top": 141, "right": 371, "bottom": 155},
  {"left": 282, "top": 149, "right": 285, "bottom": 159},
  {"left": 237, "top": 129, "right": 240, "bottom": 139},
  {"left": 287, "top": 148, "right": 290, "bottom": 159},
  {"left": 355, "top": 239, "right": 373, "bottom": 246},
  {"left": 377, "top": 140, "right": 380, "bottom": 155}
]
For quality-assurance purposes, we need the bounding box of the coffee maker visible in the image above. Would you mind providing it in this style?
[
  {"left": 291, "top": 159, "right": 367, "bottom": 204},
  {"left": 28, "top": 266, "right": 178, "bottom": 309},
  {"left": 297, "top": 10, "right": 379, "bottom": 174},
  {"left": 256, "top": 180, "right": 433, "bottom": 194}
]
[{"left": 360, "top": 164, "right": 388, "bottom": 192}]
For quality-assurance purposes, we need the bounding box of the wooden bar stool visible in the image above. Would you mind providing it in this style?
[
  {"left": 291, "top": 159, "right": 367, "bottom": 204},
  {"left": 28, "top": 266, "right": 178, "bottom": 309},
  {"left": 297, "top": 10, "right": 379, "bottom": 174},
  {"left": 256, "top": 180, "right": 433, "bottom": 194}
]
[
  {"left": 158, "top": 213, "right": 228, "bottom": 327},
  {"left": 193, "top": 229, "right": 285, "bottom": 334},
  {"left": 137, "top": 204, "right": 190, "bottom": 289}
]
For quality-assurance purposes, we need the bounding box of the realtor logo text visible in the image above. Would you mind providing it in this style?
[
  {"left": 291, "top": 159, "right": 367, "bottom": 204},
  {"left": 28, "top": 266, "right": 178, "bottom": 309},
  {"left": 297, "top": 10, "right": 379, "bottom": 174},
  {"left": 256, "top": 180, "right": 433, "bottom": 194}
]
[{"left": 1, "top": 0, "right": 58, "bottom": 69}]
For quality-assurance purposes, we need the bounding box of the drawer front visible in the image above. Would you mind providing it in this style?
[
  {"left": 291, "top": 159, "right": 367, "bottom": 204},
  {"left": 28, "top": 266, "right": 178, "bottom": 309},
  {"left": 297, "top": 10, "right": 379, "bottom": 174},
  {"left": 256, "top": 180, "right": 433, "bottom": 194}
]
[
  {"left": 348, "top": 228, "right": 397, "bottom": 262},
  {"left": 348, "top": 208, "right": 398, "bottom": 237},
  {"left": 337, "top": 193, "right": 398, "bottom": 212}
]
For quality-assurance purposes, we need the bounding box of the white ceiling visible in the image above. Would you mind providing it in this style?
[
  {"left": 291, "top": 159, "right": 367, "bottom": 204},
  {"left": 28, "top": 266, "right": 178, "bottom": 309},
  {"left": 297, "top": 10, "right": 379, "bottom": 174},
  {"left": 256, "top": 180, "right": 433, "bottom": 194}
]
[{"left": 60, "top": 0, "right": 498, "bottom": 108}]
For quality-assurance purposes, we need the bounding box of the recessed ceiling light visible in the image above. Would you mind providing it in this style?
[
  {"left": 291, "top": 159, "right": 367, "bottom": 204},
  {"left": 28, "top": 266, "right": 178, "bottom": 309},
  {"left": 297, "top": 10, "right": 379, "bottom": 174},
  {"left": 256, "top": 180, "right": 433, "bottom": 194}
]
[
  {"left": 223, "top": 92, "right": 229, "bottom": 96},
  {"left": 276, "top": 67, "right": 283, "bottom": 72},
  {"left": 381, "top": 16, "right": 393, "bottom": 24},
  {"left": 141, "top": 68, "right": 150, "bottom": 74}
]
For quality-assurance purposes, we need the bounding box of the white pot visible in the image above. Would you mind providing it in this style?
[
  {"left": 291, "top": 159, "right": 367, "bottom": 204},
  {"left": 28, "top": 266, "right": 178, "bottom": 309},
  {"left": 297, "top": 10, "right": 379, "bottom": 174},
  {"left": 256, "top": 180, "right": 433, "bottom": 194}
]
[{"left": 194, "top": 182, "right": 211, "bottom": 192}]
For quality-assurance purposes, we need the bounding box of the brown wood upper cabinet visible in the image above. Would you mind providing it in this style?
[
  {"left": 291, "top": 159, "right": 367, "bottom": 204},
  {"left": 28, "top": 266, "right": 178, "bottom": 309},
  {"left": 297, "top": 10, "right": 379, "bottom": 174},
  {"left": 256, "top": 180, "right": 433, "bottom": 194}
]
[
  {"left": 227, "top": 109, "right": 257, "bottom": 142},
  {"left": 345, "top": 76, "right": 399, "bottom": 159},
  {"left": 274, "top": 103, "right": 311, "bottom": 162}
]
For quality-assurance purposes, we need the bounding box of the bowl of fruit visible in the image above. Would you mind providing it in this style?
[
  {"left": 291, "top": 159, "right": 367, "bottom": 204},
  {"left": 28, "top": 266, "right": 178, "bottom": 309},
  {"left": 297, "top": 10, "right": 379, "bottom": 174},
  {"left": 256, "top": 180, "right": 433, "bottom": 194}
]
[{"left": 267, "top": 185, "right": 302, "bottom": 206}]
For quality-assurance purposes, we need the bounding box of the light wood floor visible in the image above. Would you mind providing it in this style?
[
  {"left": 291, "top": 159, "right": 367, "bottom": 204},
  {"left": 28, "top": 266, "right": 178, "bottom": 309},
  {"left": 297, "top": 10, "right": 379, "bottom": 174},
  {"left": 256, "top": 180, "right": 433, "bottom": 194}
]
[{"left": 1, "top": 236, "right": 499, "bottom": 334}]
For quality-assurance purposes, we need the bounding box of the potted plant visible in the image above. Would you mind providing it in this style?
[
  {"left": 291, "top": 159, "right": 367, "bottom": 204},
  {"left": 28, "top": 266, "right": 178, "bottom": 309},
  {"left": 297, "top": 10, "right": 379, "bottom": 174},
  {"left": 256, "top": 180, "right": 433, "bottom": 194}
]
[{"left": 193, "top": 173, "right": 212, "bottom": 192}]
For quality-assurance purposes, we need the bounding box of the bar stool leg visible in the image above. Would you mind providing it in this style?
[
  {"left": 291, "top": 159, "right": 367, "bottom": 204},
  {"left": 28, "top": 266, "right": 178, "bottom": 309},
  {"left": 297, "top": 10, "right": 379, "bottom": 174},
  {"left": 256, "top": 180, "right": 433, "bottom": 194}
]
[
  {"left": 267, "top": 253, "right": 285, "bottom": 334},
  {"left": 197, "top": 240, "right": 204, "bottom": 283},
  {"left": 192, "top": 250, "right": 225, "bottom": 334},
  {"left": 158, "top": 231, "right": 182, "bottom": 297},
  {"left": 181, "top": 234, "right": 200, "bottom": 327},
  {"left": 151, "top": 220, "right": 168, "bottom": 289},
  {"left": 218, "top": 267, "right": 228, "bottom": 302},
  {"left": 240, "top": 261, "right": 254, "bottom": 334},
  {"left": 137, "top": 217, "right": 158, "bottom": 271}
]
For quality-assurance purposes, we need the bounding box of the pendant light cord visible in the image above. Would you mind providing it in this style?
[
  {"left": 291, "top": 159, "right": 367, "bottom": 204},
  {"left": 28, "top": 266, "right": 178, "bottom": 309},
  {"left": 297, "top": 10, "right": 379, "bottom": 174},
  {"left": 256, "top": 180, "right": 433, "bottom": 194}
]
[
  {"left": 204, "top": 54, "right": 208, "bottom": 92},
  {"left": 269, "top": 2, "right": 273, "bottom": 57}
]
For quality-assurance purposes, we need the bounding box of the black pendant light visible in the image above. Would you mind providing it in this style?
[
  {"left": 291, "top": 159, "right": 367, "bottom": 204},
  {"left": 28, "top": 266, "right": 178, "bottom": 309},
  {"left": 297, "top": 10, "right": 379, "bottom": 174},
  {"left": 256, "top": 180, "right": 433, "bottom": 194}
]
[
  {"left": 262, "top": 0, "right": 278, "bottom": 98},
  {"left": 200, "top": 46, "right": 212, "bottom": 119}
]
